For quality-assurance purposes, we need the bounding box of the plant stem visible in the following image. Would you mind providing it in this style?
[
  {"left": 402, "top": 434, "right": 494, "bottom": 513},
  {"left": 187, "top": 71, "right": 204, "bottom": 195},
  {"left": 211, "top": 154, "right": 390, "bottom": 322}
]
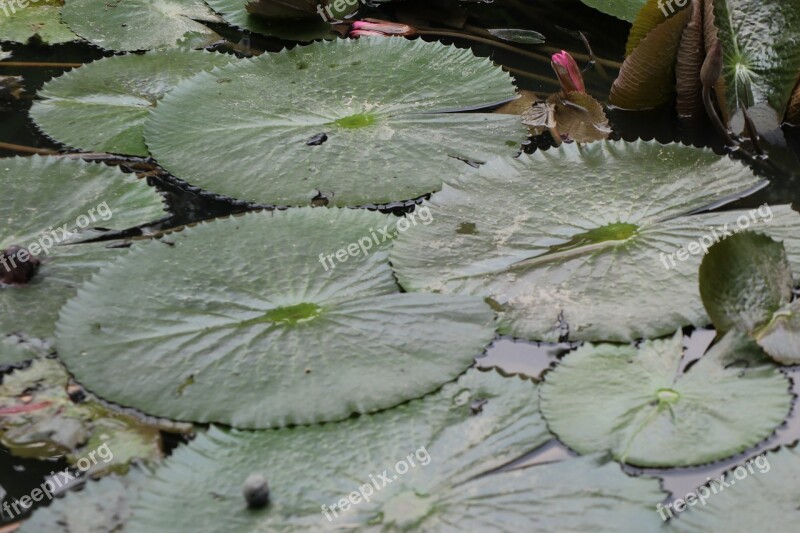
[{"left": 0, "top": 61, "right": 82, "bottom": 68}]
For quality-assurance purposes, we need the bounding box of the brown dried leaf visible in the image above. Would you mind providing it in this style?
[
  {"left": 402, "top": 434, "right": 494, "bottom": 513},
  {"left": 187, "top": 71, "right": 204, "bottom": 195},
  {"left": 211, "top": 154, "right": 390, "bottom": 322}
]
[
  {"left": 551, "top": 92, "right": 611, "bottom": 143},
  {"left": 675, "top": 0, "right": 705, "bottom": 116}
]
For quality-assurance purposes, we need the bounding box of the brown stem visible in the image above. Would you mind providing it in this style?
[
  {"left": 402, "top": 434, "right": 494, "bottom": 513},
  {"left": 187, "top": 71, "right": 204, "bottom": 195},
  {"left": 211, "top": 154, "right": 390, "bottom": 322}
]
[
  {"left": 0, "top": 61, "right": 83, "bottom": 68},
  {"left": 0, "top": 143, "right": 158, "bottom": 171}
]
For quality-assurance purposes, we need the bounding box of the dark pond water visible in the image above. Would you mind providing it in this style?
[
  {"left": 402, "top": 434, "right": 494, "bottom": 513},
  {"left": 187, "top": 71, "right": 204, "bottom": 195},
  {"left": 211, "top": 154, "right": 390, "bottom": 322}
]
[{"left": 2, "top": 0, "right": 800, "bottom": 524}]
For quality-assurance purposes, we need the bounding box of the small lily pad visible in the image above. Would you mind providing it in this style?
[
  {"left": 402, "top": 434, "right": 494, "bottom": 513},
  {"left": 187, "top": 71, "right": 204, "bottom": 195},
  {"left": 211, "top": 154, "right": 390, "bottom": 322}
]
[
  {"left": 540, "top": 330, "right": 791, "bottom": 467},
  {"left": 56, "top": 208, "right": 496, "bottom": 428},
  {"left": 0, "top": 156, "right": 167, "bottom": 339},
  {"left": 206, "top": 0, "right": 334, "bottom": 40},
  {"left": 61, "top": 0, "right": 222, "bottom": 51},
  {"left": 121, "top": 369, "right": 665, "bottom": 532},
  {"left": 0, "top": 0, "right": 79, "bottom": 45},
  {"left": 0, "top": 333, "right": 51, "bottom": 366},
  {"left": 31, "top": 50, "right": 236, "bottom": 156},
  {"left": 144, "top": 37, "right": 526, "bottom": 206},
  {"left": 390, "top": 141, "right": 800, "bottom": 342}
]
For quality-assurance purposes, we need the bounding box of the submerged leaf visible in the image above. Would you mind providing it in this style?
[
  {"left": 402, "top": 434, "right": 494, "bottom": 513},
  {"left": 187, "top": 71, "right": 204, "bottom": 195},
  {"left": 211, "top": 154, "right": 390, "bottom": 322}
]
[
  {"left": 610, "top": 7, "right": 691, "bottom": 109},
  {"left": 0, "top": 156, "right": 166, "bottom": 339},
  {"left": 61, "top": 0, "right": 222, "bottom": 51},
  {"left": 390, "top": 141, "right": 800, "bottom": 342},
  {"left": 101, "top": 369, "right": 664, "bottom": 532},
  {"left": 56, "top": 209, "right": 496, "bottom": 429},
  {"left": 31, "top": 50, "right": 236, "bottom": 156},
  {"left": 144, "top": 37, "right": 525, "bottom": 206},
  {"left": 540, "top": 330, "right": 791, "bottom": 466},
  {"left": 487, "top": 28, "right": 546, "bottom": 44}
]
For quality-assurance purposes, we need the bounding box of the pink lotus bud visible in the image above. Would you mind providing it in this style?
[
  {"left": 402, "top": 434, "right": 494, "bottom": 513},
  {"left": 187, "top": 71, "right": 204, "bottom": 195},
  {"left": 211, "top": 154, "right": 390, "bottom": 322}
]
[
  {"left": 551, "top": 50, "right": 585, "bottom": 94},
  {"left": 350, "top": 20, "right": 416, "bottom": 37}
]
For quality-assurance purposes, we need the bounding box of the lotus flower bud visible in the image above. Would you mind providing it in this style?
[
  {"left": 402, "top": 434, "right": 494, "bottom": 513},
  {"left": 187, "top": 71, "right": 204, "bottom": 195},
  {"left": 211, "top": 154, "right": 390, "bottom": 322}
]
[{"left": 551, "top": 50, "right": 585, "bottom": 94}]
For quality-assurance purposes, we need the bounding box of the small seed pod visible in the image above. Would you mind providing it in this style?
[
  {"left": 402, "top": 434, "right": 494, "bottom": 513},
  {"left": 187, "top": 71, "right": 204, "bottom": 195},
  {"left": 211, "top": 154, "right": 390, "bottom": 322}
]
[
  {"left": 1, "top": 246, "right": 41, "bottom": 285},
  {"left": 242, "top": 474, "right": 270, "bottom": 509}
]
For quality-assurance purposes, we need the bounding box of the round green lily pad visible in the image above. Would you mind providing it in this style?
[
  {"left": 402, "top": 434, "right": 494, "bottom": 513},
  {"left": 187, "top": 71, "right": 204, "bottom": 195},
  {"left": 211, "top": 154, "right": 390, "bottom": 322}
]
[
  {"left": 61, "top": 0, "right": 222, "bottom": 51},
  {"left": 144, "top": 37, "right": 526, "bottom": 206},
  {"left": 30, "top": 50, "right": 236, "bottom": 156},
  {"left": 390, "top": 141, "right": 800, "bottom": 342},
  {"left": 56, "top": 208, "right": 496, "bottom": 428},
  {"left": 0, "top": 156, "right": 167, "bottom": 339},
  {"left": 540, "top": 330, "right": 791, "bottom": 467}
]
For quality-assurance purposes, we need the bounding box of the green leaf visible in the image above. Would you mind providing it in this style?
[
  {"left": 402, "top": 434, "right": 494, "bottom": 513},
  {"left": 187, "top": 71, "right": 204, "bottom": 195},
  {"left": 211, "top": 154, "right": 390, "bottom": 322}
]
[
  {"left": 0, "top": 333, "right": 51, "bottom": 366},
  {"left": 487, "top": 28, "right": 546, "bottom": 44},
  {"left": 673, "top": 446, "right": 797, "bottom": 530},
  {"left": 540, "top": 330, "right": 791, "bottom": 467},
  {"left": 56, "top": 208, "right": 496, "bottom": 429},
  {"left": 0, "top": 358, "right": 164, "bottom": 469},
  {"left": 712, "top": 0, "right": 800, "bottom": 120},
  {"left": 579, "top": 0, "right": 648, "bottom": 22},
  {"left": 144, "top": 37, "right": 526, "bottom": 207},
  {"left": 610, "top": 6, "right": 691, "bottom": 109},
  {"left": 122, "top": 369, "right": 665, "bottom": 532},
  {"left": 205, "top": 0, "right": 335, "bottom": 40},
  {"left": 30, "top": 50, "right": 236, "bottom": 157},
  {"left": 0, "top": 0, "right": 78, "bottom": 45},
  {"left": 0, "top": 156, "right": 167, "bottom": 339},
  {"left": 390, "top": 141, "right": 800, "bottom": 342},
  {"left": 699, "top": 231, "right": 793, "bottom": 334},
  {"left": 754, "top": 300, "right": 800, "bottom": 364},
  {"left": 61, "top": 0, "right": 222, "bottom": 51},
  {"left": 625, "top": 0, "right": 671, "bottom": 57}
]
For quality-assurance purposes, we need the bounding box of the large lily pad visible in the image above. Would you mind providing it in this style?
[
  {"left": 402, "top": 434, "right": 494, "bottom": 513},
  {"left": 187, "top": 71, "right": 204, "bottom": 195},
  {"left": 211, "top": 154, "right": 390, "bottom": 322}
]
[
  {"left": 0, "top": 156, "right": 167, "bottom": 338},
  {"left": 712, "top": 0, "right": 800, "bottom": 120},
  {"left": 390, "top": 141, "right": 800, "bottom": 342},
  {"left": 119, "top": 369, "right": 665, "bottom": 532},
  {"left": 674, "top": 446, "right": 799, "bottom": 530},
  {"left": 144, "top": 37, "right": 526, "bottom": 207},
  {"left": 0, "top": 358, "right": 164, "bottom": 471},
  {"left": 540, "top": 330, "right": 791, "bottom": 467},
  {"left": 0, "top": 0, "right": 78, "bottom": 45},
  {"left": 30, "top": 50, "right": 236, "bottom": 157},
  {"left": 61, "top": 0, "right": 222, "bottom": 51},
  {"left": 56, "top": 208, "right": 496, "bottom": 428}
]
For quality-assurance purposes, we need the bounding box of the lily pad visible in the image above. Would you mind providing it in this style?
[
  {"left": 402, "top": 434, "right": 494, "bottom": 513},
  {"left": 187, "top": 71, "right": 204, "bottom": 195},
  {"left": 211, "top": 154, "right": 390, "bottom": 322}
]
[
  {"left": 674, "top": 446, "right": 798, "bottom": 530},
  {"left": 540, "top": 330, "right": 791, "bottom": 467},
  {"left": 0, "top": 333, "right": 51, "bottom": 366},
  {"left": 61, "top": 0, "right": 222, "bottom": 51},
  {"left": 0, "top": 0, "right": 78, "bottom": 45},
  {"left": 30, "top": 50, "right": 236, "bottom": 157},
  {"left": 122, "top": 369, "right": 665, "bottom": 532},
  {"left": 0, "top": 358, "right": 164, "bottom": 470},
  {"left": 390, "top": 141, "right": 800, "bottom": 342},
  {"left": 56, "top": 208, "right": 496, "bottom": 428},
  {"left": 579, "top": 0, "right": 648, "bottom": 22},
  {"left": 0, "top": 156, "right": 167, "bottom": 338},
  {"left": 206, "top": 0, "right": 334, "bottom": 40},
  {"left": 144, "top": 37, "right": 526, "bottom": 207},
  {"left": 754, "top": 301, "right": 800, "bottom": 364},
  {"left": 712, "top": 0, "right": 800, "bottom": 121}
]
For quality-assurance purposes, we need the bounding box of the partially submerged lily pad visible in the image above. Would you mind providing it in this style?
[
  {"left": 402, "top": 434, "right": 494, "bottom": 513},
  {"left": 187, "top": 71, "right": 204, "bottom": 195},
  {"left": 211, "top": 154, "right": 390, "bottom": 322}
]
[
  {"left": 0, "top": 0, "right": 79, "bottom": 45},
  {"left": 56, "top": 208, "right": 496, "bottom": 428},
  {"left": 390, "top": 141, "right": 800, "bottom": 342},
  {"left": 0, "top": 156, "right": 167, "bottom": 338},
  {"left": 31, "top": 50, "right": 236, "bottom": 156},
  {"left": 120, "top": 369, "right": 665, "bottom": 532},
  {"left": 61, "top": 0, "right": 222, "bottom": 51},
  {"left": 0, "top": 358, "right": 164, "bottom": 471},
  {"left": 145, "top": 37, "right": 526, "bottom": 206},
  {"left": 540, "top": 330, "right": 791, "bottom": 467}
]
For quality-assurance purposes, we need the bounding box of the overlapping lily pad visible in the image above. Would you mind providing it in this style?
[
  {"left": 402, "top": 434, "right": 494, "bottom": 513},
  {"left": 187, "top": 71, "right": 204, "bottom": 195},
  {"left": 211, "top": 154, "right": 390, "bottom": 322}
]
[
  {"left": 61, "top": 0, "right": 222, "bottom": 51},
  {"left": 56, "top": 208, "right": 496, "bottom": 428},
  {"left": 144, "top": 37, "right": 526, "bottom": 206},
  {"left": 0, "top": 333, "right": 51, "bottom": 366},
  {"left": 390, "top": 141, "right": 800, "bottom": 342},
  {"left": 0, "top": 156, "right": 167, "bottom": 338},
  {"left": 30, "top": 50, "right": 236, "bottom": 156},
  {"left": 540, "top": 330, "right": 791, "bottom": 467},
  {"left": 206, "top": 0, "right": 334, "bottom": 41},
  {"left": 113, "top": 369, "right": 664, "bottom": 532},
  {"left": 0, "top": 0, "right": 78, "bottom": 45},
  {"left": 674, "top": 446, "right": 799, "bottom": 530},
  {"left": 0, "top": 358, "right": 164, "bottom": 470}
]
